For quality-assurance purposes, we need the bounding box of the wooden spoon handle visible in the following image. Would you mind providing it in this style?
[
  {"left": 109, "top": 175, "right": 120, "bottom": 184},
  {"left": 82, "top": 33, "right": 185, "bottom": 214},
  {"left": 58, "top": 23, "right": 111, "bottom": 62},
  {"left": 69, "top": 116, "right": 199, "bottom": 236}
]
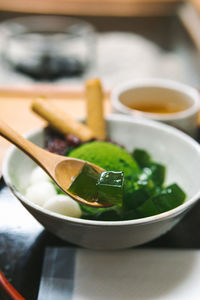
[{"left": 0, "top": 119, "right": 52, "bottom": 171}]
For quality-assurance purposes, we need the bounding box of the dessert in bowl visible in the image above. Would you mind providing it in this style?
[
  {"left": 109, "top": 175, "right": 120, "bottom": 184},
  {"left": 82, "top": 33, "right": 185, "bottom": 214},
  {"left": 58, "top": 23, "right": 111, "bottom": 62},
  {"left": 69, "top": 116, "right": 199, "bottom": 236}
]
[{"left": 2, "top": 114, "right": 200, "bottom": 249}]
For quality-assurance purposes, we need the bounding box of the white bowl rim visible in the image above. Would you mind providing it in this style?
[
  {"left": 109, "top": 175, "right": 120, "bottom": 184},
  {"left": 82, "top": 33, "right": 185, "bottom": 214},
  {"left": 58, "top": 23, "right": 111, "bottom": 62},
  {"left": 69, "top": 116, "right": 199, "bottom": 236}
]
[
  {"left": 111, "top": 78, "right": 200, "bottom": 121},
  {"left": 2, "top": 114, "right": 200, "bottom": 227}
]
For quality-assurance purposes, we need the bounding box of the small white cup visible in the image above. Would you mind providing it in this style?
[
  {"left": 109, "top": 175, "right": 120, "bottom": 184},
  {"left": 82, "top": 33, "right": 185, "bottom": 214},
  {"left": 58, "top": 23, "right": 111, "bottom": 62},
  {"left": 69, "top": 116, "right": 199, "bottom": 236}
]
[{"left": 111, "top": 78, "right": 200, "bottom": 136}]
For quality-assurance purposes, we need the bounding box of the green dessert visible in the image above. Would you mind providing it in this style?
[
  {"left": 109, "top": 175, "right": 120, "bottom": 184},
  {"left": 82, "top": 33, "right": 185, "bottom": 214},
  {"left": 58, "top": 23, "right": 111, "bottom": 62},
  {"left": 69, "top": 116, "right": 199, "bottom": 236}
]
[
  {"left": 97, "top": 171, "right": 124, "bottom": 205},
  {"left": 68, "top": 163, "right": 100, "bottom": 202},
  {"left": 67, "top": 144, "right": 186, "bottom": 221},
  {"left": 68, "top": 141, "right": 139, "bottom": 197},
  {"left": 68, "top": 164, "right": 124, "bottom": 206}
]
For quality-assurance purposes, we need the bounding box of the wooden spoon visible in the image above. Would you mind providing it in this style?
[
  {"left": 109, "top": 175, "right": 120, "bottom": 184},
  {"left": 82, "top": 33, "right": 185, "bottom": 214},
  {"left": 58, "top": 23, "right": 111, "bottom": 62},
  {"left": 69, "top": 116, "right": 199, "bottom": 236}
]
[{"left": 0, "top": 120, "right": 109, "bottom": 208}]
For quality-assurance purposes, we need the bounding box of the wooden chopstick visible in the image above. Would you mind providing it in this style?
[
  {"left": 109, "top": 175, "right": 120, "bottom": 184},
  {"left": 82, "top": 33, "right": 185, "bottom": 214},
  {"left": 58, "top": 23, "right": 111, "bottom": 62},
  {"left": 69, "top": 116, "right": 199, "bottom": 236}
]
[{"left": 0, "top": 270, "right": 25, "bottom": 300}]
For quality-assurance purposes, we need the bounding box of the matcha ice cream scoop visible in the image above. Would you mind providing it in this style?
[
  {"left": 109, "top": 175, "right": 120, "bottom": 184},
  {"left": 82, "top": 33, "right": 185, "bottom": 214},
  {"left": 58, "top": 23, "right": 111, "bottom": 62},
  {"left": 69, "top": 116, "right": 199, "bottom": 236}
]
[{"left": 68, "top": 141, "right": 139, "bottom": 195}]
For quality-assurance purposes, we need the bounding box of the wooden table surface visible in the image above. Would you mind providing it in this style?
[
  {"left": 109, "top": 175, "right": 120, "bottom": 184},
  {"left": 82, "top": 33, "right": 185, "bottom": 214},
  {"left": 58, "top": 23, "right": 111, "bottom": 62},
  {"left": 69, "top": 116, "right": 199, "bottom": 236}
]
[
  {"left": 0, "top": 0, "right": 182, "bottom": 16},
  {"left": 191, "top": 0, "right": 200, "bottom": 14},
  {"left": 0, "top": 85, "right": 111, "bottom": 170}
]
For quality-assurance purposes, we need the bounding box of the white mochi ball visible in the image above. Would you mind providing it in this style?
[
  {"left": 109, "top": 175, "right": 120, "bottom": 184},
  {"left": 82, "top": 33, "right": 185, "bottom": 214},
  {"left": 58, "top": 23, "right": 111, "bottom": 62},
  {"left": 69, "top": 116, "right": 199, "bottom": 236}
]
[
  {"left": 43, "top": 195, "right": 82, "bottom": 218},
  {"left": 30, "top": 166, "right": 50, "bottom": 185},
  {"left": 25, "top": 182, "right": 56, "bottom": 206}
]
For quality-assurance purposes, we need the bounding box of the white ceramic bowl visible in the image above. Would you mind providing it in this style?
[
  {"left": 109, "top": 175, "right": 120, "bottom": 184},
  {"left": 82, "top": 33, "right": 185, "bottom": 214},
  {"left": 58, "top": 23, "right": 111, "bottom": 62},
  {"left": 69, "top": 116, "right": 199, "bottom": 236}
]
[{"left": 2, "top": 115, "right": 200, "bottom": 250}]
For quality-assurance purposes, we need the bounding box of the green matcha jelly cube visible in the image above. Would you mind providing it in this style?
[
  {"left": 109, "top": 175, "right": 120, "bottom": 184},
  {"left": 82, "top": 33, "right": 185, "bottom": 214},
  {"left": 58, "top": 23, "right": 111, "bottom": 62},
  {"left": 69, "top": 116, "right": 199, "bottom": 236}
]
[
  {"left": 133, "top": 149, "right": 151, "bottom": 168},
  {"left": 136, "top": 183, "right": 185, "bottom": 218},
  {"left": 68, "top": 163, "right": 100, "bottom": 202},
  {"left": 123, "top": 187, "right": 150, "bottom": 210},
  {"left": 97, "top": 171, "right": 124, "bottom": 205},
  {"left": 152, "top": 183, "right": 186, "bottom": 213},
  {"left": 136, "top": 198, "right": 159, "bottom": 218}
]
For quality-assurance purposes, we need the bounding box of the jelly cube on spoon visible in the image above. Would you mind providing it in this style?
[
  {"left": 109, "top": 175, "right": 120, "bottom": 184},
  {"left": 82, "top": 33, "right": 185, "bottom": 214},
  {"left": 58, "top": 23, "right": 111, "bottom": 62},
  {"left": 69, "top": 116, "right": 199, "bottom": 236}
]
[
  {"left": 97, "top": 171, "right": 124, "bottom": 205},
  {"left": 68, "top": 163, "right": 100, "bottom": 202}
]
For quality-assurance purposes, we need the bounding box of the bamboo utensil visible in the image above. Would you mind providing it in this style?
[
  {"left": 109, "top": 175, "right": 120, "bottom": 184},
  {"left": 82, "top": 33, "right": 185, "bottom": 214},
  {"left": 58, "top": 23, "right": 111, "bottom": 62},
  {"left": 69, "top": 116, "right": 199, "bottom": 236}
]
[{"left": 0, "top": 120, "right": 109, "bottom": 208}]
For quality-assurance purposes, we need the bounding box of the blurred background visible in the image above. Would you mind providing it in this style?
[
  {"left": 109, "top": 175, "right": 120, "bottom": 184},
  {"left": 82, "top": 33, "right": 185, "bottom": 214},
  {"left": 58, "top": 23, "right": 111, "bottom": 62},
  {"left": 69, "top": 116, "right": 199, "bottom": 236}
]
[{"left": 0, "top": 0, "right": 199, "bottom": 89}]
